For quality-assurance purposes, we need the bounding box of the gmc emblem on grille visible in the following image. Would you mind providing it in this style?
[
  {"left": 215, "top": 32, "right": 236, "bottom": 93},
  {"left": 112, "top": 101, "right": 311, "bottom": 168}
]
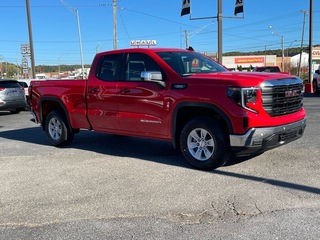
[{"left": 285, "top": 90, "right": 299, "bottom": 97}]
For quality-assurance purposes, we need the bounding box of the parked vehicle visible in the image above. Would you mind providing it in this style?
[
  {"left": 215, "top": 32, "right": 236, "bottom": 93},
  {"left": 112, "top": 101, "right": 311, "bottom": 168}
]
[
  {"left": 0, "top": 78, "right": 27, "bottom": 114},
  {"left": 253, "top": 66, "right": 288, "bottom": 74},
  {"left": 18, "top": 80, "right": 29, "bottom": 97},
  {"left": 312, "top": 67, "right": 320, "bottom": 93},
  {"left": 29, "top": 48, "right": 306, "bottom": 170},
  {"left": 18, "top": 79, "right": 35, "bottom": 107}
]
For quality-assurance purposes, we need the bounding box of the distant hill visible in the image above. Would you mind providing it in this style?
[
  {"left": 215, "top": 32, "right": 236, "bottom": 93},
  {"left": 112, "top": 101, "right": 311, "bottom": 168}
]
[{"left": 224, "top": 45, "right": 320, "bottom": 57}]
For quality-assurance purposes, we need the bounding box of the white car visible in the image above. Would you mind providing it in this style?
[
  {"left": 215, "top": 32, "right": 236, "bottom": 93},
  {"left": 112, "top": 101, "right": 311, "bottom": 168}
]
[
  {"left": 312, "top": 69, "right": 320, "bottom": 93},
  {"left": 18, "top": 79, "right": 33, "bottom": 105}
]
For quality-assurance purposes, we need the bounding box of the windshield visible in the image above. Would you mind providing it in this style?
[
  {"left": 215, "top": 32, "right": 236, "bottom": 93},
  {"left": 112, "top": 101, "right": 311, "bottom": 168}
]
[{"left": 156, "top": 51, "right": 228, "bottom": 76}]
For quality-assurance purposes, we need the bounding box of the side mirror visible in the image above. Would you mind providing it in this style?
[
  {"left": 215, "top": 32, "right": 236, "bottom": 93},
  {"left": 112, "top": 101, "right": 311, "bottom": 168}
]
[{"left": 141, "top": 71, "right": 165, "bottom": 88}]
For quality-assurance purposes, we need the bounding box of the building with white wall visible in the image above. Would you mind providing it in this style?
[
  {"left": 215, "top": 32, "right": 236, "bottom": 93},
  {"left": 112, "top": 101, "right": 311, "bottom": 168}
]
[{"left": 221, "top": 55, "right": 277, "bottom": 71}]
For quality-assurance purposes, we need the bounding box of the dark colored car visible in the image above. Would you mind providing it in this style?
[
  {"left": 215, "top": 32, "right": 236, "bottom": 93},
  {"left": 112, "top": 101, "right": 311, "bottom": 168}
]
[
  {"left": 0, "top": 79, "right": 27, "bottom": 114},
  {"left": 253, "top": 66, "right": 288, "bottom": 74}
]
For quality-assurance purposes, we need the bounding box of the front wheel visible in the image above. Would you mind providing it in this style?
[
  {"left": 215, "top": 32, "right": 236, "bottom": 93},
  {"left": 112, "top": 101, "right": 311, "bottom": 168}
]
[
  {"left": 45, "top": 110, "right": 74, "bottom": 146},
  {"left": 180, "top": 117, "right": 230, "bottom": 170}
]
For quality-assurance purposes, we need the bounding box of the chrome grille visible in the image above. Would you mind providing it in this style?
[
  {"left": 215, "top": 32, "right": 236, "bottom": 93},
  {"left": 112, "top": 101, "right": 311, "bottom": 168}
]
[{"left": 261, "top": 80, "right": 303, "bottom": 117}]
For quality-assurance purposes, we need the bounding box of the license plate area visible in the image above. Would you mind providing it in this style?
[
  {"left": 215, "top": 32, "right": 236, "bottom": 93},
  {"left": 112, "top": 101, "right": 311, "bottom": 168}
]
[{"left": 7, "top": 91, "right": 20, "bottom": 96}]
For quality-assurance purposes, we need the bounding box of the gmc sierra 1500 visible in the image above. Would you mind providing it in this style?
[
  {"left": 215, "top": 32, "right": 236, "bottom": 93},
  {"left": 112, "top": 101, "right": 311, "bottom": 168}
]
[{"left": 29, "top": 48, "right": 306, "bottom": 170}]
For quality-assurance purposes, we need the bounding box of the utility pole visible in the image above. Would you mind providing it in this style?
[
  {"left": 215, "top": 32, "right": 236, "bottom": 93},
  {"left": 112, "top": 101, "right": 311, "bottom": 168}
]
[
  {"left": 298, "top": 10, "right": 307, "bottom": 77},
  {"left": 181, "top": 0, "right": 243, "bottom": 63},
  {"left": 113, "top": 0, "right": 117, "bottom": 50},
  {"left": 185, "top": 30, "right": 189, "bottom": 49},
  {"left": 217, "top": 0, "right": 222, "bottom": 63},
  {"left": 309, "top": 0, "right": 313, "bottom": 85},
  {"left": 25, "top": 0, "right": 36, "bottom": 79}
]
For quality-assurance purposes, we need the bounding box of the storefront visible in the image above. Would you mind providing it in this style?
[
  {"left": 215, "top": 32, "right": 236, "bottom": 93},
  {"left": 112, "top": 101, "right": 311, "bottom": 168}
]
[
  {"left": 218, "top": 55, "right": 277, "bottom": 71},
  {"left": 312, "top": 48, "right": 320, "bottom": 71}
]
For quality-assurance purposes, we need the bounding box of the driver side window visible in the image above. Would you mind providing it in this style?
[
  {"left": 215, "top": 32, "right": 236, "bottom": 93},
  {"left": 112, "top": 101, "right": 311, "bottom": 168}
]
[{"left": 125, "top": 53, "right": 163, "bottom": 81}]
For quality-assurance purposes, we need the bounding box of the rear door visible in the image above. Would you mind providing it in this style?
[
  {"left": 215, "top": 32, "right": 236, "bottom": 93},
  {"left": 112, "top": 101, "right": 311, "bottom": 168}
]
[
  {"left": 86, "top": 53, "right": 124, "bottom": 132},
  {"left": 116, "top": 53, "right": 169, "bottom": 138}
]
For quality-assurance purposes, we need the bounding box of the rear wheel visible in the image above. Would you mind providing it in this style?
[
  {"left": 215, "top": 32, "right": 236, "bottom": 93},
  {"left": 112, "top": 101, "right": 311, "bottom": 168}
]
[
  {"left": 180, "top": 117, "right": 230, "bottom": 170},
  {"left": 45, "top": 110, "right": 74, "bottom": 146}
]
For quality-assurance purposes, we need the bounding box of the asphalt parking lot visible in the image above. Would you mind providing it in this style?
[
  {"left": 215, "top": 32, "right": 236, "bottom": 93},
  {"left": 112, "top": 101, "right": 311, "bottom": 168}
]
[{"left": 0, "top": 95, "right": 319, "bottom": 239}]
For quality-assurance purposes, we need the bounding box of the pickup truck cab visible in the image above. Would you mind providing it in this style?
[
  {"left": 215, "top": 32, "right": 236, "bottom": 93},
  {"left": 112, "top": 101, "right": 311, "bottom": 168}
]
[{"left": 29, "top": 48, "right": 306, "bottom": 170}]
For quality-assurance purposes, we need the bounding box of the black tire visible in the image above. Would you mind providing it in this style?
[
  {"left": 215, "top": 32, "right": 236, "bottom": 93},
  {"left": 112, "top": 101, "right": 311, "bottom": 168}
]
[
  {"left": 10, "top": 109, "right": 21, "bottom": 114},
  {"left": 180, "top": 116, "right": 230, "bottom": 170},
  {"left": 313, "top": 80, "right": 319, "bottom": 94},
  {"left": 45, "top": 110, "right": 74, "bottom": 146}
]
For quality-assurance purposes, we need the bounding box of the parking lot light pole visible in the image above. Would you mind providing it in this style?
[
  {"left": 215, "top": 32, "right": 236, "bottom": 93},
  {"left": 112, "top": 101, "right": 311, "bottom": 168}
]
[
  {"left": 287, "top": 40, "right": 297, "bottom": 73},
  {"left": 184, "top": 22, "right": 214, "bottom": 49},
  {"left": 60, "top": 0, "right": 85, "bottom": 79},
  {"left": 269, "top": 26, "right": 284, "bottom": 72}
]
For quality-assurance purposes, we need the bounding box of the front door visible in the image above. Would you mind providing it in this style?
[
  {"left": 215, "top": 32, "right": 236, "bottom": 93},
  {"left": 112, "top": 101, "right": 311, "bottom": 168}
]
[{"left": 116, "top": 53, "right": 169, "bottom": 138}]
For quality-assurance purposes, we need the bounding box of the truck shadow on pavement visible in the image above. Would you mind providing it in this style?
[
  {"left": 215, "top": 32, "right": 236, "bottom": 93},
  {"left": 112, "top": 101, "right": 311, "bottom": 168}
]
[
  {"left": 0, "top": 126, "right": 255, "bottom": 169},
  {"left": 1, "top": 127, "right": 319, "bottom": 195}
]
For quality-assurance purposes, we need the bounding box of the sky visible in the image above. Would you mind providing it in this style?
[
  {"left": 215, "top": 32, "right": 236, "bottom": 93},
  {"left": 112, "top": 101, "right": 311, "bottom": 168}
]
[{"left": 0, "top": 0, "right": 319, "bottom": 66}]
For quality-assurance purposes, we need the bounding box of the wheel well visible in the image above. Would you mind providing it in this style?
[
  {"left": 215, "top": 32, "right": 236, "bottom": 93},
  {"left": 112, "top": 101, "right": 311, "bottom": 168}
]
[
  {"left": 173, "top": 105, "right": 231, "bottom": 149},
  {"left": 40, "top": 100, "right": 68, "bottom": 131}
]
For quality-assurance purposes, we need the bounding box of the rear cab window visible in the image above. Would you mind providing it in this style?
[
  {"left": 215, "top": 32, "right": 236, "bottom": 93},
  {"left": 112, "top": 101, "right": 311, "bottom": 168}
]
[{"left": 96, "top": 54, "right": 123, "bottom": 81}]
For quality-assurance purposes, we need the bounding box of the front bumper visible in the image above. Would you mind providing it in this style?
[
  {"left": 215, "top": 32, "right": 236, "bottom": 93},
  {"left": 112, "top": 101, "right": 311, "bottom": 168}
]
[{"left": 229, "top": 118, "right": 306, "bottom": 156}]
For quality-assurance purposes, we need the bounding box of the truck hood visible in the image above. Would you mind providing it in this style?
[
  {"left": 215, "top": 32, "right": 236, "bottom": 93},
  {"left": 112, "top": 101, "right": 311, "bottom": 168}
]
[{"left": 184, "top": 71, "right": 299, "bottom": 87}]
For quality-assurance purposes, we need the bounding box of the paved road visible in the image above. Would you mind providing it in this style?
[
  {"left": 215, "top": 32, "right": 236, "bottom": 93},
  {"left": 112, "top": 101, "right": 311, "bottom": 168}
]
[{"left": 0, "top": 95, "right": 319, "bottom": 239}]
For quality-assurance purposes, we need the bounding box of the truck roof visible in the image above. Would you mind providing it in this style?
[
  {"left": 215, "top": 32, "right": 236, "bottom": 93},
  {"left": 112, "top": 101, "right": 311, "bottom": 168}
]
[{"left": 96, "top": 47, "right": 191, "bottom": 56}]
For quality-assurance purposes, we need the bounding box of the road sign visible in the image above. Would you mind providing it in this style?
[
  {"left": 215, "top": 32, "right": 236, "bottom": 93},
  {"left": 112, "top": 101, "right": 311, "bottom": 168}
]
[{"left": 21, "top": 44, "right": 31, "bottom": 55}]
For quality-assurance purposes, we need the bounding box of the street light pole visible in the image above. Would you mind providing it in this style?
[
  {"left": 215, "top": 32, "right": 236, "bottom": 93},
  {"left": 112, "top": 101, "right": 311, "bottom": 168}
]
[
  {"left": 286, "top": 40, "right": 297, "bottom": 74},
  {"left": 269, "top": 26, "right": 284, "bottom": 72},
  {"left": 60, "top": 0, "right": 85, "bottom": 79},
  {"left": 298, "top": 10, "right": 308, "bottom": 77},
  {"left": 96, "top": 42, "right": 100, "bottom": 54},
  {"left": 287, "top": 40, "right": 297, "bottom": 58},
  {"left": 184, "top": 22, "right": 214, "bottom": 49}
]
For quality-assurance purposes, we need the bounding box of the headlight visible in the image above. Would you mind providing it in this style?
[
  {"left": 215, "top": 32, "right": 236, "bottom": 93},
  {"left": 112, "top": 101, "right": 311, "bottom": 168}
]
[{"left": 227, "top": 87, "right": 260, "bottom": 113}]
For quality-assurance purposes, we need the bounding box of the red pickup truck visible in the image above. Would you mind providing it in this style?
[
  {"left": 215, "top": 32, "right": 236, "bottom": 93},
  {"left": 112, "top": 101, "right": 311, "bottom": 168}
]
[{"left": 29, "top": 48, "right": 306, "bottom": 170}]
